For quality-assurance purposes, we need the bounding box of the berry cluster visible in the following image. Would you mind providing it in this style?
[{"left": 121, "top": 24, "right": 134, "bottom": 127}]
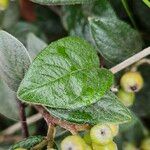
[
  {"left": 61, "top": 124, "right": 119, "bottom": 150},
  {"left": 117, "top": 71, "right": 144, "bottom": 107}
]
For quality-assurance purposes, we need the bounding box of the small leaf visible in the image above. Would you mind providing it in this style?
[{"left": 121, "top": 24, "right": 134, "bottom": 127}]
[
  {"left": 0, "top": 30, "right": 31, "bottom": 91},
  {"left": 17, "top": 37, "right": 114, "bottom": 109},
  {"left": 31, "top": 0, "right": 94, "bottom": 5},
  {"left": 0, "top": 79, "right": 19, "bottom": 120},
  {"left": 89, "top": 17, "right": 142, "bottom": 65},
  {"left": 27, "top": 33, "right": 47, "bottom": 60},
  {"left": 46, "top": 91, "right": 133, "bottom": 125},
  {"left": 9, "top": 136, "right": 44, "bottom": 150}
]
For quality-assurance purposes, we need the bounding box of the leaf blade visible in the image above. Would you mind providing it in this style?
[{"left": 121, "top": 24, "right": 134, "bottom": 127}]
[
  {"left": 18, "top": 37, "right": 114, "bottom": 109},
  {"left": 0, "top": 30, "right": 31, "bottom": 91},
  {"left": 46, "top": 91, "right": 133, "bottom": 125}
]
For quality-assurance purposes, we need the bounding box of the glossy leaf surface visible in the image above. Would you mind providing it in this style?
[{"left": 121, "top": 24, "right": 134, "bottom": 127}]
[{"left": 18, "top": 37, "right": 114, "bottom": 109}]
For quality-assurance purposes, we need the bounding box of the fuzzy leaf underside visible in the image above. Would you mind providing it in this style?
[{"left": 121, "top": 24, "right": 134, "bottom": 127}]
[{"left": 0, "top": 30, "right": 31, "bottom": 91}]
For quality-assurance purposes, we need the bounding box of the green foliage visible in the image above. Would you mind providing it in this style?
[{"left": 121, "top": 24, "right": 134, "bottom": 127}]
[
  {"left": 89, "top": 17, "right": 142, "bottom": 65},
  {"left": 0, "top": 79, "right": 19, "bottom": 120},
  {"left": 31, "top": 0, "right": 94, "bottom": 5},
  {"left": 0, "top": 30, "right": 31, "bottom": 91},
  {"left": 9, "top": 136, "right": 44, "bottom": 150},
  {"left": 46, "top": 91, "right": 133, "bottom": 125},
  {"left": 27, "top": 33, "right": 47, "bottom": 59},
  {"left": 62, "top": 0, "right": 142, "bottom": 65},
  {"left": 17, "top": 37, "right": 114, "bottom": 109}
]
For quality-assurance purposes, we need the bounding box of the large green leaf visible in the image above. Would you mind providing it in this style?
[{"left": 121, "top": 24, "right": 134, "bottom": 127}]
[
  {"left": 31, "top": 0, "right": 94, "bottom": 5},
  {"left": 46, "top": 91, "right": 133, "bottom": 125},
  {"left": 9, "top": 136, "right": 44, "bottom": 150},
  {"left": 89, "top": 17, "right": 142, "bottom": 65},
  {"left": 17, "top": 37, "right": 114, "bottom": 109},
  {"left": 0, "top": 30, "right": 31, "bottom": 91},
  {"left": 0, "top": 79, "right": 19, "bottom": 120},
  {"left": 27, "top": 33, "right": 47, "bottom": 60}
]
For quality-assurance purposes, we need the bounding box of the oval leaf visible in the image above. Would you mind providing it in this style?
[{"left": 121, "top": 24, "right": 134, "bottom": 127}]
[
  {"left": 17, "top": 37, "right": 114, "bottom": 109},
  {"left": 89, "top": 17, "right": 142, "bottom": 65},
  {"left": 0, "top": 30, "right": 31, "bottom": 91},
  {"left": 46, "top": 91, "right": 133, "bottom": 125},
  {"left": 31, "top": 0, "right": 94, "bottom": 5}
]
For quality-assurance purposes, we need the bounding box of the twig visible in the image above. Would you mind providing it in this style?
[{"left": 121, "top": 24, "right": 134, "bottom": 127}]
[
  {"left": 47, "top": 125, "right": 55, "bottom": 149},
  {"left": 2, "top": 113, "right": 42, "bottom": 135},
  {"left": 31, "top": 138, "right": 48, "bottom": 150},
  {"left": 130, "top": 58, "right": 150, "bottom": 71},
  {"left": 0, "top": 135, "right": 21, "bottom": 143},
  {"left": 35, "top": 105, "right": 90, "bottom": 134},
  {"left": 17, "top": 99, "right": 29, "bottom": 138},
  {"left": 110, "top": 47, "right": 150, "bottom": 74}
]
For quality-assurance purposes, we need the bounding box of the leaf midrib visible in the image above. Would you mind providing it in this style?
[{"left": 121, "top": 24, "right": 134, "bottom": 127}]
[{"left": 21, "top": 66, "right": 99, "bottom": 94}]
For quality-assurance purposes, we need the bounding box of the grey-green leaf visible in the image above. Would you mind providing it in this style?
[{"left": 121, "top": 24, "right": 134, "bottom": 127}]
[
  {"left": 31, "top": 0, "right": 94, "bottom": 5},
  {"left": 17, "top": 37, "right": 114, "bottom": 109},
  {"left": 0, "top": 30, "right": 31, "bottom": 91},
  {"left": 27, "top": 33, "right": 47, "bottom": 60},
  {"left": 9, "top": 136, "right": 44, "bottom": 150},
  {"left": 0, "top": 79, "right": 19, "bottom": 120},
  {"left": 89, "top": 17, "right": 142, "bottom": 65},
  {"left": 46, "top": 91, "right": 133, "bottom": 125}
]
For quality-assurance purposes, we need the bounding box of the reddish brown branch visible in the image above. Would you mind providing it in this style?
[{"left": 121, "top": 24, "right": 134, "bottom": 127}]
[
  {"left": 17, "top": 99, "right": 29, "bottom": 138},
  {"left": 34, "top": 105, "right": 90, "bottom": 134}
]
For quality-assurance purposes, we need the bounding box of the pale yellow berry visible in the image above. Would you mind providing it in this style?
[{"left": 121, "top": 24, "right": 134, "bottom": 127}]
[
  {"left": 61, "top": 135, "right": 87, "bottom": 150},
  {"left": 120, "top": 71, "right": 144, "bottom": 93},
  {"left": 141, "top": 138, "right": 150, "bottom": 150},
  {"left": 92, "top": 141, "right": 118, "bottom": 150},
  {"left": 117, "top": 89, "right": 135, "bottom": 107},
  {"left": 0, "top": 0, "right": 9, "bottom": 11},
  {"left": 90, "top": 124, "right": 113, "bottom": 145}
]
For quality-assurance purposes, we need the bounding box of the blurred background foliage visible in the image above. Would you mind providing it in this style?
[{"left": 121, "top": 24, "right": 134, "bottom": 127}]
[{"left": 0, "top": 0, "right": 150, "bottom": 149}]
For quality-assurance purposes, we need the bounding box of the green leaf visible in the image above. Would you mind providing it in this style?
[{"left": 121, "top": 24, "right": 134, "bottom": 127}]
[
  {"left": 62, "top": 0, "right": 117, "bottom": 44},
  {"left": 9, "top": 136, "right": 44, "bottom": 150},
  {"left": 46, "top": 91, "right": 133, "bottom": 125},
  {"left": 0, "top": 79, "right": 19, "bottom": 120},
  {"left": 17, "top": 37, "right": 114, "bottom": 109},
  {"left": 0, "top": 30, "right": 31, "bottom": 91},
  {"left": 31, "top": 0, "right": 94, "bottom": 5},
  {"left": 27, "top": 33, "right": 47, "bottom": 60},
  {"left": 8, "top": 22, "right": 42, "bottom": 46},
  {"left": 89, "top": 17, "right": 142, "bottom": 65}
]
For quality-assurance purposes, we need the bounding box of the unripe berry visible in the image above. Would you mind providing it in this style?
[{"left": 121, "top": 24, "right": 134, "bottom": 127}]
[
  {"left": 86, "top": 144, "right": 92, "bottom": 150},
  {"left": 90, "top": 124, "right": 113, "bottom": 145},
  {"left": 108, "top": 124, "right": 119, "bottom": 137},
  {"left": 0, "top": 0, "right": 9, "bottom": 11},
  {"left": 92, "top": 141, "right": 118, "bottom": 150},
  {"left": 120, "top": 71, "right": 144, "bottom": 93},
  {"left": 83, "top": 131, "right": 92, "bottom": 145},
  {"left": 61, "top": 135, "right": 86, "bottom": 150},
  {"left": 140, "top": 138, "right": 150, "bottom": 150},
  {"left": 123, "top": 143, "right": 137, "bottom": 150},
  {"left": 117, "top": 89, "right": 135, "bottom": 107},
  {"left": 15, "top": 148, "right": 27, "bottom": 150}
]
